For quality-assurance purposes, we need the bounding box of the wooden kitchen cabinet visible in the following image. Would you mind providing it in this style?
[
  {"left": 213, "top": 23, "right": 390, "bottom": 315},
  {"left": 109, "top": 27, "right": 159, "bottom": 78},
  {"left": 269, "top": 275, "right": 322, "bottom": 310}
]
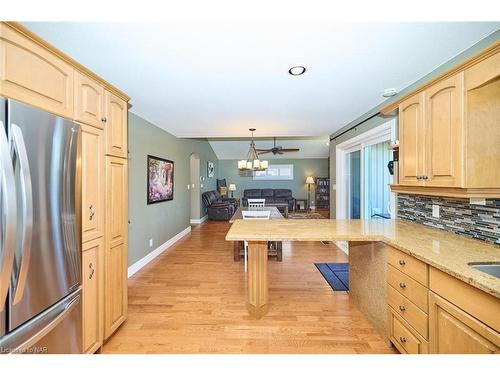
[
  {"left": 81, "top": 124, "right": 105, "bottom": 243},
  {"left": 82, "top": 237, "right": 104, "bottom": 354},
  {"left": 429, "top": 292, "right": 500, "bottom": 354},
  {"left": 424, "top": 73, "right": 464, "bottom": 187},
  {"left": 0, "top": 23, "right": 74, "bottom": 118},
  {"left": 105, "top": 91, "right": 128, "bottom": 158},
  {"left": 75, "top": 72, "right": 105, "bottom": 129},
  {"left": 104, "top": 156, "right": 128, "bottom": 339},
  {"left": 398, "top": 93, "right": 425, "bottom": 186}
]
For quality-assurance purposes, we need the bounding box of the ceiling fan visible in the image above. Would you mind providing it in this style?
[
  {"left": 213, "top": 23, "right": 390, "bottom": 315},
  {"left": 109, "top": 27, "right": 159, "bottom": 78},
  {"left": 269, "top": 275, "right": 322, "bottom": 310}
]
[{"left": 256, "top": 137, "right": 300, "bottom": 155}]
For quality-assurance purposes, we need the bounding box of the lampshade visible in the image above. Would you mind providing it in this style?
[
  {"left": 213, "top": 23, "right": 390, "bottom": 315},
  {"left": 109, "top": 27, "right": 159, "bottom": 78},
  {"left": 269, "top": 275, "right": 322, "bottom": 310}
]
[
  {"left": 306, "top": 176, "right": 315, "bottom": 184},
  {"left": 228, "top": 183, "right": 236, "bottom": 191},
  {"left": 260, "top": 160, "right": 268, "bottom": 169}
]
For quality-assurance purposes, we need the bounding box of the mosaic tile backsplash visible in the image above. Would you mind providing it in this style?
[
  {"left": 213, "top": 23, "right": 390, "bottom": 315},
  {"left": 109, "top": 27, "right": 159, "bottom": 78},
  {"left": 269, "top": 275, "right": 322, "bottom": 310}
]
[{"left": 397, "top": 194, "right": 500, "bottom": 245}]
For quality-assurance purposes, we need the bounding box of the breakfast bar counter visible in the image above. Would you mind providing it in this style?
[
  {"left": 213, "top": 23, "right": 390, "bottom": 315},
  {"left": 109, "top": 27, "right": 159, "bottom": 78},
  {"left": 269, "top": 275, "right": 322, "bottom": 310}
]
[{"left": 226, "top": 219, "right": 500, "bottom": 320}]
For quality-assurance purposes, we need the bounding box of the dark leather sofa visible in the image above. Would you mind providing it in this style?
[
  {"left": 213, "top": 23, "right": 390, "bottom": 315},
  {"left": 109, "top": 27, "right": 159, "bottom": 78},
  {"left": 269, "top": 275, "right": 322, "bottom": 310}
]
[
  {"left": 242, "top": 189, "right": 295, "bottom": 211},
  {"left": 202, "top": 191, "right": 238, "bottom": 221}
]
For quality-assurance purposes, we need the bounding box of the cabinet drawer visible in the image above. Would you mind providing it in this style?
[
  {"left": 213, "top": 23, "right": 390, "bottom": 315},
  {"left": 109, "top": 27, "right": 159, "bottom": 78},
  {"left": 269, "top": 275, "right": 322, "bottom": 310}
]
[
  {"left": 389, "top": 308, "right": 429, "bottom": 354},
  {"left": 388, "top": 264, "right": 428, "bottom": 312},
  {"left": 388, "top": 284, "right": 428, "bottom": 339},
  {"left": 0, "top": 23, "right": 74, "bottom": 118},
  {"left": 388, "top": 246, "right": 428, "bottom": 286}
]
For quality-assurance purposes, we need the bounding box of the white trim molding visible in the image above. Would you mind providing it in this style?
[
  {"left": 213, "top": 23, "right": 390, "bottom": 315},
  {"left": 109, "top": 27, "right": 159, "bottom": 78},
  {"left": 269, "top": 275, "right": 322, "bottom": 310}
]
[
  {"left": 190, "top": 215, "right": 208, "bottom": 225},
  {"left": 127, "top": 226, "right": 191, "bottom": 278}
]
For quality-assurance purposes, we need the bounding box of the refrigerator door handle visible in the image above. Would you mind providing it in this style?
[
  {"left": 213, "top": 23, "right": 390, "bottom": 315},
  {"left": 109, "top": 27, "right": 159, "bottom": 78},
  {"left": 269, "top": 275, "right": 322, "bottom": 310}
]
[
  {"left": 10, "top": 124, "right": 33, "bottom": 305},
  {"left": 0, "top": 121, "right": 17, "bottom": 310},
  {"left": 9, "top": 293, "right": 80, "bottom": 353}
]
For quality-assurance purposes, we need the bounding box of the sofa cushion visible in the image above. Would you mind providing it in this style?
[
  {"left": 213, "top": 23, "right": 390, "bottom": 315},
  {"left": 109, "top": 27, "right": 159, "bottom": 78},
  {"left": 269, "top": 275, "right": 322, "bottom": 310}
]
[
  {"left": 274, "top": 189, "right": 292, "bottom": 198},
  {"left": 244, "top": 189, "right": 262, "bottom": 198},
  {"left": 261, "top": 189, "right": 274, "bottom": 198}
]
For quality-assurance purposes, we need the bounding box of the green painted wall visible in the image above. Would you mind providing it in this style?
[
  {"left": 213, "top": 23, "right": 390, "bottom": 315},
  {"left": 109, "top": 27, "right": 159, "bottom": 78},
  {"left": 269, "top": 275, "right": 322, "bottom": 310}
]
[
  {"left": 217, "top": 158, "right": 329, "bottom": 202},
  {"left": 127, "top": 113, "right": 218, "bottom": 266}
]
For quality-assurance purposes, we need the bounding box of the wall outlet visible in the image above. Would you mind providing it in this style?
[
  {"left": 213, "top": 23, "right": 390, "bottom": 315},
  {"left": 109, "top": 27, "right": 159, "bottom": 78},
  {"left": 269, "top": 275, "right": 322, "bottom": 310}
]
[
  {"left": 149, "top": 238, "right": 153, "bottom": 248},
  {"left": 432, "top": 204, "right": 440, "bottom": 218},
  {"left": 200, "top": 183, "right": 204, "bottom": 188},
  {"left": 470, "top": 198, "right": 486, "bottom": 206}
]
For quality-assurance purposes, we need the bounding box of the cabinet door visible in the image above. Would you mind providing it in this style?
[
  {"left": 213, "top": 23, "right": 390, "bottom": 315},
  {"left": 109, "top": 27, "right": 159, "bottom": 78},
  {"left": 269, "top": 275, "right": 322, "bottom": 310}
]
[
  {"left": 0, "top": 23, "right": 74, "bottom": 117},
  {"left": 425, "top": 73, "right": 464, "bottom": 187},
  {"left": 82, "top": 238, "right": 104, "bottom": 354},
  {"left": 75, "top": 72, "right": 105, "bottom": 129},
  {"left": 81, "top": 124, "right": 105, "bottom": 243},
  {"left": 104, "top": 156, "right": 128, "bottom": 339},
  {"left": 429, "top": 292, "right": 500, "bottom": 354},
  {"left": 104, "top": 91, "right": 128, "bottom": 158},
  {"left": 398, "top": 93, "right": 425, "bottom": 186}
]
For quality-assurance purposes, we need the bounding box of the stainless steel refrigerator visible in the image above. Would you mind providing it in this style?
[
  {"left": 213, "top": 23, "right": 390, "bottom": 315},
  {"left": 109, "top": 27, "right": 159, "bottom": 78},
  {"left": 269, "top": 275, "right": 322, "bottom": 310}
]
[{"left": 0, "top": 97, "right": 82, "bottom": 354}]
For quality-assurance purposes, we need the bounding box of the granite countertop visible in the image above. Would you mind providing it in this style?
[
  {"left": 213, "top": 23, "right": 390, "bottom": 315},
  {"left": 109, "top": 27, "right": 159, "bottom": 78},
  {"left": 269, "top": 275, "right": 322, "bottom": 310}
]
[{"left": 225, "top": 219, "right": 500, "bottom": 298}]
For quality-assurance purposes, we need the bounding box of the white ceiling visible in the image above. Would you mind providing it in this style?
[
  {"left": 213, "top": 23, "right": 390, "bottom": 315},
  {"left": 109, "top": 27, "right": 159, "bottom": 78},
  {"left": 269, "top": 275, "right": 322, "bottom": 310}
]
[
  {"left": 209, "top": 137, "right": 330, "bottom": 160},
  {"left": 23, "top": 21, "right": 499, "bottom": 138}
]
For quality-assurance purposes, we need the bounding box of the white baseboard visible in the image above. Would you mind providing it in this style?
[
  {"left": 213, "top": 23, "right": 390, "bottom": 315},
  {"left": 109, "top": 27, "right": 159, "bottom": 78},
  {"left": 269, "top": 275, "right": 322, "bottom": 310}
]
[
  {"left": 190, "top": 215, "right": 208, "bottom": 225},
  {"left": 127, "top": 226, "right": 191, "bottom": 278}
]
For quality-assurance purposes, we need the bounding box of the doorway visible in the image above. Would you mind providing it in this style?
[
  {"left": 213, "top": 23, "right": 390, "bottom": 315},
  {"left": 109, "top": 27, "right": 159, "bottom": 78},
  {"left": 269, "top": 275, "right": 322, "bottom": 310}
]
[
  {"left": 336, "top": 119, "right": 396, "bottom": 220},
  {"left": 189, "top": 153, "right": 200, "bottom": 222}
]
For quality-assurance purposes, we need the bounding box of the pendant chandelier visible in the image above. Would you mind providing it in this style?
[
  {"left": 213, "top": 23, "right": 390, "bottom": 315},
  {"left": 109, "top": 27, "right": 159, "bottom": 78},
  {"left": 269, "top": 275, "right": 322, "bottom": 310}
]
[{"left": 238, "top": 128, "right": 268, "bottom": 171}]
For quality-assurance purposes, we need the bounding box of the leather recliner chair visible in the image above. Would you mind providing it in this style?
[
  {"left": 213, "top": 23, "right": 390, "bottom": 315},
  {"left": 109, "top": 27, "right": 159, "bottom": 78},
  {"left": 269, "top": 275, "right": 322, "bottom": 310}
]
[{"left": 202, "top": 191, "right": 238, "bottom": 221}]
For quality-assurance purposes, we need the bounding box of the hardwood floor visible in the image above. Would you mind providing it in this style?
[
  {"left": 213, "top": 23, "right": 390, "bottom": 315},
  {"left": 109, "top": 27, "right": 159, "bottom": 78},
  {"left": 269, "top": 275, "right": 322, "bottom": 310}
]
[{"left": 102, "top": 220, "right": 397, "bottom": 354}]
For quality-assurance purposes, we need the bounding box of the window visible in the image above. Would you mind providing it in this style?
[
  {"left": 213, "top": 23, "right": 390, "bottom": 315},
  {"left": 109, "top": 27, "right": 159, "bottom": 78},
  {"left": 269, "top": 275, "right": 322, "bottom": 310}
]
[{"left": 253, "top": 164, "right": 294, "bottom": 180}]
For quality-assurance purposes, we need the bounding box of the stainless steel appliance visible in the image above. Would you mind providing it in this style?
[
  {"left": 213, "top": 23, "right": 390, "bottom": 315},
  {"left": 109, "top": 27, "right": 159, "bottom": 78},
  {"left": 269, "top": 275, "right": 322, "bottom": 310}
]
[{"left": 0, "top": 97, "right": 81, "bottom": 354}]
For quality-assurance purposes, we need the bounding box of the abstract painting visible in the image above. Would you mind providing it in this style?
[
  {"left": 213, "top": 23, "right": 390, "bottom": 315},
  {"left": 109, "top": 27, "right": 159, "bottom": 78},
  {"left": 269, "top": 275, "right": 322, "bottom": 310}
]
[{"left": 147, "top": 155, "right": 174, "bottom": 204}]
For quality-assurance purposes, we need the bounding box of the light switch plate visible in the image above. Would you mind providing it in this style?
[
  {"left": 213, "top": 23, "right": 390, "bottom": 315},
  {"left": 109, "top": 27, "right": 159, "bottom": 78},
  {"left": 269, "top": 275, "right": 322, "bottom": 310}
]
[
  {"left": 149, "top": 239, "right": 153, "bottom": 248},
  {"left": 432, "top": 204, "right": 440, "bottom": 218}
]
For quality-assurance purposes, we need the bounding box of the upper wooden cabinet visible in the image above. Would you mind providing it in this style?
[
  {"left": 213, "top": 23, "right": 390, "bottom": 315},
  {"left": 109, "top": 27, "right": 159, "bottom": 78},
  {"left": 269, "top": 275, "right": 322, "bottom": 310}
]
[
  {"left": 424, "top": 73, "right": 464, "bottom": 187},
  {"left": 105, "top": 91, "right": 128, "bottom": 158},
  {"left": 75, "top": 72, "right": 105, "bottom": 129},
  {"left": 398, "top": 93, "right": 425, "bottom": 186},
  {"left": 0, "top": 23, "right": 74, "bottom": 118},
  {"left": 391, "top": 46, "right": 500, "bottom": 198}
]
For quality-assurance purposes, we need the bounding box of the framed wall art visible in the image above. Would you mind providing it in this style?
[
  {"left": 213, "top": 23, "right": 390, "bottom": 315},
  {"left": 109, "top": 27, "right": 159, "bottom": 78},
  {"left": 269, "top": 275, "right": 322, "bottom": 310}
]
[{"left": 147, "top": 155, "right": 174, "bottom": 204}]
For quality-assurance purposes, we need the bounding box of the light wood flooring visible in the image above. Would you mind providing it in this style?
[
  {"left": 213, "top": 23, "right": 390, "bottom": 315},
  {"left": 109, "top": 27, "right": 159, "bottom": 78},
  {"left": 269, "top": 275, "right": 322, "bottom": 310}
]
[{"left": 103, "top": 220, "right": 396, "bottom": 354}]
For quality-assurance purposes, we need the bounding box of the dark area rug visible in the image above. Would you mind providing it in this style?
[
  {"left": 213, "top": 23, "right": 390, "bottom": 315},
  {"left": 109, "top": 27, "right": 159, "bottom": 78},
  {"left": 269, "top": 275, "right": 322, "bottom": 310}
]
[{"left": 314, "top": 263, "right": 349, "bottom": 291}]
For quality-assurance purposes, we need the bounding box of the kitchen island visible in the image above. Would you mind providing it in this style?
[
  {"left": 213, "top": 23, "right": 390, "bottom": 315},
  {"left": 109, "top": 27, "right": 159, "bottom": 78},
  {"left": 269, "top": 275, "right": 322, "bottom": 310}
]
[{"left": 225, "top": 219, "right": 500, "bottom": 344}]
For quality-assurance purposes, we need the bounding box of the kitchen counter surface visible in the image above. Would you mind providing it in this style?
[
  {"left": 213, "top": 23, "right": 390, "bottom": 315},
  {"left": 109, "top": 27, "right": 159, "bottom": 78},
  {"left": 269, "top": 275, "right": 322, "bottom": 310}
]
[{"left": 226, "top": 219, "right": 500, "bottom": 298}]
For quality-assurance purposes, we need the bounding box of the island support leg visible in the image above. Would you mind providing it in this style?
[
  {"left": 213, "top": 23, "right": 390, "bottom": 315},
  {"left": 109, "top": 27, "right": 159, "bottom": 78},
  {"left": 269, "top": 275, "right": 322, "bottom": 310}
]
[{"left": 247, "top": 241, "right": 269, "bottom": 318}]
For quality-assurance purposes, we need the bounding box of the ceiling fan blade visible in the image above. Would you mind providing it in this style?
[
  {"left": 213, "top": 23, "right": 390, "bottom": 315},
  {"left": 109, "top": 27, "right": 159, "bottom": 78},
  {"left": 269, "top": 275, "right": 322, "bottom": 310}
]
[
  {"left": 277, "top": 151, "right": 284, "bottom": 155},
  {"left": 280, "top": 148, "right": 300, "bottom": 152},
  {"left": 256, "top": 148, "right": 272, "bottom": 151},
  {"left": 257, "top": 150, "right": 272, "bottom": 155}
]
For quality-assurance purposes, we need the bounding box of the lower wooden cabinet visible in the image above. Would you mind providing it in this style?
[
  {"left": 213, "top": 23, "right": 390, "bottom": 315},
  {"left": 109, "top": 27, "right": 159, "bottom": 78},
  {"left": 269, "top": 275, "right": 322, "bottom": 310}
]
[
  {"left": 82, "top": 237, "right": 104, "bottom": 353},
  {"left": 389, "top": 308, "right": 429, "bottom": 354},
  {"left": 429, "top": 292, "right": 500, "bottom": 354}
]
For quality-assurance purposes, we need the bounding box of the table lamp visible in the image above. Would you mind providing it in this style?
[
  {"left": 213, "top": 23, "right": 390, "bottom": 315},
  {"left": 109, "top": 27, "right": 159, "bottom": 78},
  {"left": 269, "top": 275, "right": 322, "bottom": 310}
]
[{"left": 228, "top": 183, "right": 236, "bottom": 198}]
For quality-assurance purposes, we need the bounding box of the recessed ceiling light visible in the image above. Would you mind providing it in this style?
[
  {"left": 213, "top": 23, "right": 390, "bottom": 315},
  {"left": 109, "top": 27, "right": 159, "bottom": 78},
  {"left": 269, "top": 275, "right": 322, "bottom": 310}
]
[
  {"left": 383, "top": 88, "right": 398, "bottom": 97},
  {"left": 289, "top": 66, "right": 306, "bottom": 76}
]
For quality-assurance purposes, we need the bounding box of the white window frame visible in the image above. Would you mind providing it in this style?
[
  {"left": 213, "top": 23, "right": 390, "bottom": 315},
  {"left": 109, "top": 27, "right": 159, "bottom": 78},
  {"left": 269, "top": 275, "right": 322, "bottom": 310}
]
[
  {"left": 253, "top": 164, "right": 294, "bottom": 181},
  {"left": 336, "top": 119, "right": 396, "bottom": 220}
]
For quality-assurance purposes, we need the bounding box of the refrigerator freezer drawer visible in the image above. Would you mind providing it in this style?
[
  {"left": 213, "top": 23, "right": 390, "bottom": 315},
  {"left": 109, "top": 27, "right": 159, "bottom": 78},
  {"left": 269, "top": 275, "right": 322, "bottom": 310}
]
[{"left": 0, "top": 289, "right": 82, "bottom": 354}]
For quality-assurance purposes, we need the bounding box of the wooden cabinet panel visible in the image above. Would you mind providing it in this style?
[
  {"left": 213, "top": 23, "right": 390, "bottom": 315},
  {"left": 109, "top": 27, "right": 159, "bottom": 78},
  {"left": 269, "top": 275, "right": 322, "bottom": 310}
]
[
  {"left": 81, "top": 124, "right": 105, "bottom": 243},
  {"left": 425, "top": 73, "right": 464, "bottom": 187},
  {"left": 106, "top": 156, "right": 128, "bottom": 248},
  {"left": 75, "top": 72, "right": 105, "bottom": 129},
  {"left": 0, "top": 23, "right": 74, "bottom": 117},
  {"left": 105, "top": 91, "right": 127, "bottom": 158},
  {"left": 398, "top": 93, "right": 425, "bottom": 186},
  {"left": 388, "top": 285, "right": 428, "bottom": 339},
  {"left": 82, "top": 237, "right": 104, "bottom": 354},
  {"left": 387, "top": 246, "right": 428, "bottom": 286},
  {"left": 104, "top": 241, "right": 127, "bottom": 339},
  {"left": 464, "top": 53, "right": 500, "bottom": 188},
  {"left": 387, "top": 264, "right": 428, "bottom": 312},
  {"left": 104, "top": 156, "right": 128, "bottom": 339},
  {"left": 429, "top": 292, "right": 500, "bottom": 354},
  {"left": 389, "top": 308, "right": 429, "bottom": 354}
]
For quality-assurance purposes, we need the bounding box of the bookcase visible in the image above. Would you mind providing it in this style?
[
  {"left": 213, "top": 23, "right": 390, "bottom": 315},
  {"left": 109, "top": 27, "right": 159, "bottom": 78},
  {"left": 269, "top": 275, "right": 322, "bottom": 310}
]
[{"left": 315, "top": 177, "right": 330, "bottom": 209}]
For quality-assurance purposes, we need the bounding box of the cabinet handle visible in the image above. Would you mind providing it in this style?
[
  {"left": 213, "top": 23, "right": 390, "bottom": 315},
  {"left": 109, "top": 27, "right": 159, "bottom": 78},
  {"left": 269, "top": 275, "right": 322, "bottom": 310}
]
[
  {"left": 422, "top": 175, "right": 428, "bottom": 180},
  {"left": 399, "top": 259, "right": 406, "bottom": 265},
  {"left": 101, "top": 117, "right": 107, "bottom": 123},
  {"left": 416, "top": 176, "right": 422, "bottom": 180},
  {"left": 399, "top": 282, "right": 406, "bottom": 289},
  {"left": 89, "top": 262, "right": 95, "bottom": 280},
  {"left": 399, "top": 336, "right": 407, "bottom": 344},
  {"left": 89, "top": 204, "right": 95, "bottom": 221},
  {"left": 399, "top": 305, "right": 406, "bottom": 312}
]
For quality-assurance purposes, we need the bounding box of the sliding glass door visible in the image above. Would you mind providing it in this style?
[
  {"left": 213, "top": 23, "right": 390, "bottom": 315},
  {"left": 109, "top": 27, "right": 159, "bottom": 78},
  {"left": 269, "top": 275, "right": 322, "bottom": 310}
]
[
  {"left": 363, "top": 141, "right": 391, "bottom": 219},
  {"left": 346, "top": 150, "right": 361, "bottom": 219}
]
